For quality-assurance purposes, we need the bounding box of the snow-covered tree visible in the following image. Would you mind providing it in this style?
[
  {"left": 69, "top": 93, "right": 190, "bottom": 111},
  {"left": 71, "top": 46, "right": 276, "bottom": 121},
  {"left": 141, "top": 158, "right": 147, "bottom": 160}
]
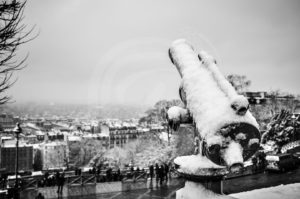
[
  {"left": 226, "top": 74, "right": 251, "bottom": 94},
  {"left": 139, "top": 99, "right": 183, "bottom": 125},
  {"left": 261, "top": 109, "right": 300, "bottom": 153}
]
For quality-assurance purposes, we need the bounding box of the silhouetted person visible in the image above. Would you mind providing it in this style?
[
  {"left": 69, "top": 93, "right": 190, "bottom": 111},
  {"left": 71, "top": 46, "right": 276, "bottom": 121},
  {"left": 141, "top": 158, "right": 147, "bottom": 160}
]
[
  {"left": 159, "top": 164, "right": 165, "bottom": 185},
  {"left": 149, "top": 165, "right": 154, "bottom": 180},
  {"left": 106, "top": 168, "right": 112, "bottom": 181},
  {"left": 117, "top": 169, "right": 121, "bottom": 181},
  {"left": 155, "top": 163, "right": 159, "bottom": 185},
  {"left": 35, "top": 192, "right": 45, "bottom": 199},
  {"left": 56, "top": 172, "right": 65, "bottom": 194},
  {"left": 164, "top": 163, "right": 169, "bottom": 182},
  {"left": 44, "top": 171, "right": 49, "bottom": 186},
  {"left": 252, "top": 157, "right": 258, "bottom": 172},
  {"left": 56, "top": 172, "right": 60, "bottom": 194}
]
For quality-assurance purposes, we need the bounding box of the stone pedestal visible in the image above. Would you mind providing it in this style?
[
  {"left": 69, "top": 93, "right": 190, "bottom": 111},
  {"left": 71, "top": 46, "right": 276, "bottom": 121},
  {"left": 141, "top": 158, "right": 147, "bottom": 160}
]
[
  {"left": 176, "top": 181, "right": 235, "bottom": 199},
  {"left": 174, "top": 155, "right": 236, "bottom": 199}
]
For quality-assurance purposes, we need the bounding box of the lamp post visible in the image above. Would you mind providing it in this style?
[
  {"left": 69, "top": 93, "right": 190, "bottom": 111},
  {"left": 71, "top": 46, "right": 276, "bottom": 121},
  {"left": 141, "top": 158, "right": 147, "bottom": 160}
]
[{"left": 13, "top": 123, "right": 22, "bottom": 199}]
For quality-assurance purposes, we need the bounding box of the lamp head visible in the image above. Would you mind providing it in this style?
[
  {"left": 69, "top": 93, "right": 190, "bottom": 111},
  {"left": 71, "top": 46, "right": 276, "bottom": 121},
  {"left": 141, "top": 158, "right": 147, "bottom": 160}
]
[{"left": 13, "top": 123, "right": 22, "bottom": 135}]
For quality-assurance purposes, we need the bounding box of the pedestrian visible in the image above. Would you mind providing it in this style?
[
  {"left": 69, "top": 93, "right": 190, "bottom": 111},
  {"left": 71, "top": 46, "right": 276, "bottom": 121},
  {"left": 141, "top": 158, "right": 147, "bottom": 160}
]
[
  {"left": 252, "top": 157, "right": 257, "bottom": 172},
  {"left": 97, "top": 167, "right": 101, "bottom": 176},
  {"left": 117, "top": 168, "right": 121, "bottom": 181},
  {"left": 155, "top": 163, "right": 159, "bottom": 185},
  {"left": 35, "top": 192, "right": 45, "bottom": 199},
  {"left": 56, "top": 172, "right": 60, "bottom": 194},
  {"left": 149, "top": 165, "right": 154, "bottom": 180},
  {"left": 106, "top": 168, "right": 112, "bottom": 182},
  {"left": 57, "top": 172, "right": 65, "bottom": 194},
  {"left": 159, "top": 164, "right": 165, "bottom": 185},
  {"left": 164, "top": 163, "right": 169, "bottom": 182},
  {"left": 60, "top": 172, "right": 65, "bottom": 193}
]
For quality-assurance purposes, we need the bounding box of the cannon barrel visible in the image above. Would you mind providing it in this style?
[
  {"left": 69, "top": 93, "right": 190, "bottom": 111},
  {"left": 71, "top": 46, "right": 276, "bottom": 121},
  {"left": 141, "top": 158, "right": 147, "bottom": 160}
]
[{"left": 168, "top": 39, "right": 260, "bottom": 167}]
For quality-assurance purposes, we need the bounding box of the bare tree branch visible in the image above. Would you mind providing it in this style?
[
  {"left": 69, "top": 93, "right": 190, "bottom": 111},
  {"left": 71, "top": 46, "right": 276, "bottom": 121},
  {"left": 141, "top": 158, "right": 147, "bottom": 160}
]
[{"left": 0, "top": 0, "right": 36, "bottom": 105}]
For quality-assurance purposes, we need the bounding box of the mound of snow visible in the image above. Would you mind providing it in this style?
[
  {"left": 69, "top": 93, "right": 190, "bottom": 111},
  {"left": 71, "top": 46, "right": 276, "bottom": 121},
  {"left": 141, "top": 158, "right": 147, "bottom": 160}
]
[
  {"left": 230, "top": 183, "right": 300, "bottom": 199},
  {"left": 176, "top": 181, "right": 235, "bottom": 199},
  {"left": 174, "top": 155, "right": 227, "bottom": 176},
  {"left": 167, "top": 106, "right": 189, "bottom": 120}
]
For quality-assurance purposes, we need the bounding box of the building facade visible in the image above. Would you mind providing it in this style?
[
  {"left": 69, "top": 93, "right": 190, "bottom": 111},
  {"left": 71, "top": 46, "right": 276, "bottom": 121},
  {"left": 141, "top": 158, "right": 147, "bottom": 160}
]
[
  {"left": 42, "top": 142, "right": 67, "bottom": 170},
  {"left": 0, "top": 144, "right": 33, "bottom": 173}
]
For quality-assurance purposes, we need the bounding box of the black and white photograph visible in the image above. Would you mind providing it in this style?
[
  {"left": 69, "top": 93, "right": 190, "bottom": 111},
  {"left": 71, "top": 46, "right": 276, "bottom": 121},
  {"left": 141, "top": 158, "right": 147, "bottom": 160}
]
[{"left": 0, "top": 0, "right": 300, "bottom": 198}]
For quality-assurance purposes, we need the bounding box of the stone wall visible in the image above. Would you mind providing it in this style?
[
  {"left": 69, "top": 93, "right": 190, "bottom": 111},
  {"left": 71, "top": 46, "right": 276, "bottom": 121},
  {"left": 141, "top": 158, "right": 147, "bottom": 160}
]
[{"left": 20, "top": 180, "right": 144, "bottom": 199}]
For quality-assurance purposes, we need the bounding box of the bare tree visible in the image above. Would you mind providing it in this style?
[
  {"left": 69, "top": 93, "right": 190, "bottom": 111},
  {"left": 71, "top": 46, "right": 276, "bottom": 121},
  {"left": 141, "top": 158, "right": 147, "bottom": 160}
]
[
  {"left": 227, "top": 74, "right": 251, "bottom": 94},
  {"left": 0, "top": 0, "right": 35, "bottom": 105}
]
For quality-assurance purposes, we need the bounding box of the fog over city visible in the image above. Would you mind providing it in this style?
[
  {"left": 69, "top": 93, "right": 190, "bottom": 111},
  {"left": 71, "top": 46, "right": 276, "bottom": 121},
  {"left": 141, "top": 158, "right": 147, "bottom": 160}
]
[{"left": 7, "top": 0, "right": 300, "bottom": 106}]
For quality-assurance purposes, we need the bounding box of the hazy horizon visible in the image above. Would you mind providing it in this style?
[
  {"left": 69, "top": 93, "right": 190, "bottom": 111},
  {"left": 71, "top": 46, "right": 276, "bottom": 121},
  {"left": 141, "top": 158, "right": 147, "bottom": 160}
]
[{"left": 5, "top": 0, "right": 300, "bottom": 106}]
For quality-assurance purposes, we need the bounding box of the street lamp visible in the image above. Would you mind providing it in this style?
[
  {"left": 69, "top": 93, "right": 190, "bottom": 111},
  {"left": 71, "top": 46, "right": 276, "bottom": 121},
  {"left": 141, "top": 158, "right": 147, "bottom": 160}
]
[{"left": 13, "top": 123, "right": 22, "bottom": 199}]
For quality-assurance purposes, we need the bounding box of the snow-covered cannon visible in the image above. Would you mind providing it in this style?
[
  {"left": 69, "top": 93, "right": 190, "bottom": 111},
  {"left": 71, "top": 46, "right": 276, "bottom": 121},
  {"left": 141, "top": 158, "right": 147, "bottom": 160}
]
[{"left": 167, "top": 39, "right": 261, "bottom": 169}]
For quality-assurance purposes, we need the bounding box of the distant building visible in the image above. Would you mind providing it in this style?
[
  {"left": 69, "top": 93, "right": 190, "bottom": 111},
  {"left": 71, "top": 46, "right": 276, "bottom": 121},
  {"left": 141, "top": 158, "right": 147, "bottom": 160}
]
[
  {"left": 42, "top": 142, "right": 67, "bottom": 170},
  {"left": 0, "top": 136, "right": 14, "bottom": 145},
  {"left": 22, "top": 123, "right": 41, "bottom": 135},
  {"left": 66, "top": 136, "right": 81, "bottom": 168},
  {"left": 36, "top": 131, "right": 45, "bottom": 141},
  {"left": 46, "top": 131, "right": 64, "bottom": 141},
  {"left": 0, "top": 114, "right": 18, "bottom": 132},
  {"left": 244, "top": 92, "right": 267, "bottom": 104},
  {"left": 24, "top": 135, "right": 38, "bottom": 144},
  {"left": 43, "top": 121, "right": 53, "bottom": 130},
  {"left": 245, "top": 91, "right": 299, "bottom": 108},
  {"left": 102, "top": 124, "right": 149, "bottom": 149},
  {"left": 0, "top": 143, "right": 33, "bottom": 173}
]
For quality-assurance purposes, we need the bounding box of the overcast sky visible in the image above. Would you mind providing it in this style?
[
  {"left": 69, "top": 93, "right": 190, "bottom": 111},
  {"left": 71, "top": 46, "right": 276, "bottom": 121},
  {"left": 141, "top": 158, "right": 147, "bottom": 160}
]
[{"left": 8, "top": 0, "right": 300, "bottom": 106}]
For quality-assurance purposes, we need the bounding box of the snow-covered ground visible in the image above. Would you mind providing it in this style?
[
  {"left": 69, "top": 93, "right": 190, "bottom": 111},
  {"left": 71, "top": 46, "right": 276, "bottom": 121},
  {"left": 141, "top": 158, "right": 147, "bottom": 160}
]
[{"left": 230, "top": 183, "right": 300, "bottom": 199}]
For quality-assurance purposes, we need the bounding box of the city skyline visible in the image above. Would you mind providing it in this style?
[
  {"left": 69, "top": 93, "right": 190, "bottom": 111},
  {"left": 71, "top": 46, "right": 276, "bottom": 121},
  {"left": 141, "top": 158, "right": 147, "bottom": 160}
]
[{"left": 7, "top": 0, "right": 300, "bottom": 106}]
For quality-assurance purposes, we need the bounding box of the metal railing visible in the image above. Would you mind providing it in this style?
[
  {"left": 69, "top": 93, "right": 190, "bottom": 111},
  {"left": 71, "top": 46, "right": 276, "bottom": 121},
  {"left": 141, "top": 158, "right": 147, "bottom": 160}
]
[{"left": 1, "top": 167, "right": 179, "bottom": 191}]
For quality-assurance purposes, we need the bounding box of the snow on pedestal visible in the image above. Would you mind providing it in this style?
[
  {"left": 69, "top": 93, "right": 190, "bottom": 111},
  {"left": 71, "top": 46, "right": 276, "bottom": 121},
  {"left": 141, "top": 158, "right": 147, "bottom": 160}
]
[
  {"left": 174, "top": 155, "right": 227, "bottom": 176},
  {"left": 174, "top": 155, "right": 230, "bottom": 198},
  {"left": 176, "top": 181, "right": 236, "bottom": 199}
]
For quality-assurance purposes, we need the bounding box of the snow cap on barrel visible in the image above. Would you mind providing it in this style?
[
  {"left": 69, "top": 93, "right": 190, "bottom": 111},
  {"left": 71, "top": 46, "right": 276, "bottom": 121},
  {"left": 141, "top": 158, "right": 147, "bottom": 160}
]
[{"left": 168, "top": 39, "right": 260, "bottom": 166}]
